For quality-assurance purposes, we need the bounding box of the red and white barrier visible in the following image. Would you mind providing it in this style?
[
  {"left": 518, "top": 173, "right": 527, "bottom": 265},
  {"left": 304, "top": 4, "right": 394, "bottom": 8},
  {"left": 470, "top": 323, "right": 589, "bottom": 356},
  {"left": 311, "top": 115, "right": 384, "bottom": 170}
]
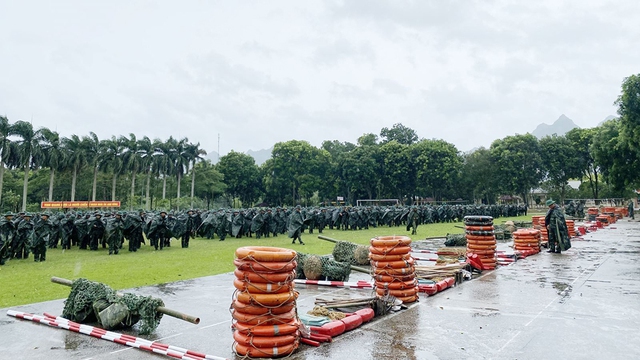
[
  {"left": 293, "top": 279, "right": 373, "bottom": 289},
  {"left": 7, "top": 310, "right": 228, "bottom": 360}
]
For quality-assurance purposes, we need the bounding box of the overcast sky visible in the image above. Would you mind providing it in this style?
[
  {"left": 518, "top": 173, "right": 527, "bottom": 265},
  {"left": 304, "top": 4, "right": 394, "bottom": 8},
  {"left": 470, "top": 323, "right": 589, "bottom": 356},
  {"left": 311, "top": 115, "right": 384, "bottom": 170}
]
[{"left": 1, "top": 0, "right": 638, "bottom": 156}]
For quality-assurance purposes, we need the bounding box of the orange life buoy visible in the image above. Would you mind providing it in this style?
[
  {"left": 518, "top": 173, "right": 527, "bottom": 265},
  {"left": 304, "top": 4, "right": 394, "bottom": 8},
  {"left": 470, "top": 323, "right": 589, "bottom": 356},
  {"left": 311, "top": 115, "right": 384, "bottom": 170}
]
[
  {"left": 235, "top": 246, "right": 297, "bottom": 262},
  {"left": 375, "top": 286, "right": 418, "bottom": 298},
  {"left": 467, "top": 244, "right": 496, "bottom": 251},
  {"left": 466, "top": 234, "right": 496, "bottom": 241},
  {"left": 233, "top": 330, "right": 297, "bottom": 348},
  {"left": 370, "top": 236, "right": 412, "bottom": 247},
  {"left": 466, "top": 239, "right": 497, "bottom": 246},
  {"left": 233, "top": 320, "right": 299, "bottom": 336},
  {"left": 373, "top": 274, "right": 415, "bottom": 283},
  {"left": 370, "top": 257, "right": 415, "bottom": 269},
  {"left": 465, "top": 225, "right": 494, "bottom": 231},
  {"left": 467, "top": 249, "right": 496, "bottom": 256},
  {"left": 394, "top": 294, "right": 419, "bottom": 303},
  {"left": 375, "top": 279, "right": 417, "bottom": 290},
  {"left": 234, "top": 269, "right": 296, "bottom": 283},
  {"left": 479, "top": 257, "right": 496, "bottom": 263},
  {"left": 368, "top": 253, "right": 411, "bottom": 262},
  {"left": 233, "top": 259, "right": 297, "bottom": 273},
  {"left": 231, "top": 308, "right": 296, "bottom": 325},
  {"left": 236, "top": 290, "right": 298, "bottom": 307},
  {"left": 373, "top": 266, "right": 415, "bottom": 276},
  {"left": 233, "top": 278, "right": 293, "bottom": 294},
  {"left": 368, "top": 246, "right": 412, "bottom": 256},
  {"left": 234, "top": 342, "right": 298, "bottom": 357},
  {"left": 231, "top": 300, "right": 295, "bottom": 315}
]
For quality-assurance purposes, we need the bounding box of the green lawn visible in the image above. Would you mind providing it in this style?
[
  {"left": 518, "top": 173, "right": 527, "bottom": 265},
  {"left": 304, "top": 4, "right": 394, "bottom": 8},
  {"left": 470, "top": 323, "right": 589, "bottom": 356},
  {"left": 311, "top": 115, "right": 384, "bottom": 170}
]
[{"left": 0, "top": 215, "right": 534, "bottom": 307}]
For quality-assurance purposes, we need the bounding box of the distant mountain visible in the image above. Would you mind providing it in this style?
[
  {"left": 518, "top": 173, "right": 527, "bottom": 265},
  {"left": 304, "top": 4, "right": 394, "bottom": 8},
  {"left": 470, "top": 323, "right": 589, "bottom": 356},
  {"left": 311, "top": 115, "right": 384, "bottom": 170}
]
[
  {"left": 598, "top": 115, "right": 617, "bottom": 126},
  {"left": 204, "top": 147, "right": 273, "bottom": 165},
  {"left": 246, "top": 147, "right": 273, "bottom": 165},
  {"left": 532, "top": 114, "right": 579, "bottom": 138}
]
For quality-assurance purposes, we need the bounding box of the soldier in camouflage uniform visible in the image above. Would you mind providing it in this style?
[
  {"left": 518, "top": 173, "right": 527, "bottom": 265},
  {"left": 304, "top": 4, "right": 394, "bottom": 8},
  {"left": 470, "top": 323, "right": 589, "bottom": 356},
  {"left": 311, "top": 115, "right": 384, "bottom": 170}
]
[
  {"left": 0, "top": 212, "right": 15, "bottom": 265},
  {"left": 545, "top": 199, "right": 571, "bottom": 254},
  {"left": 32, "top": 212, "right": 56, "bottom": 262},
  {"left": 13, "top": 213, "right": 33, "bottom": 259}
]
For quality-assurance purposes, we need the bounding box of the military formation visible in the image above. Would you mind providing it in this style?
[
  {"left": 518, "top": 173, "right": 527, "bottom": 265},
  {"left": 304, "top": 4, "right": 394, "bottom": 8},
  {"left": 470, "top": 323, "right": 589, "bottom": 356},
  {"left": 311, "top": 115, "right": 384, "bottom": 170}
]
[{"left": 0, "top": 203, "right": 527, "bottom": 267}]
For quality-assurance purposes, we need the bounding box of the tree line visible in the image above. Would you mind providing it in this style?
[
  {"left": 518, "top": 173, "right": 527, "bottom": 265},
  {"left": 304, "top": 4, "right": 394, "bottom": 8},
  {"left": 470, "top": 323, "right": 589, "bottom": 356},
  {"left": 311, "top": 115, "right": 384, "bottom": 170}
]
[{"left": 2, "top": 74, "right": 639, "bottom": 211}]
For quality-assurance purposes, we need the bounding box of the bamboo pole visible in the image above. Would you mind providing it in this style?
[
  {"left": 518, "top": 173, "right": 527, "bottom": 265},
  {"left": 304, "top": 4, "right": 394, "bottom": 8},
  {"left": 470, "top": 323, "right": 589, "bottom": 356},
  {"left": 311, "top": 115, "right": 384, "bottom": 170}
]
[{"left": 51, "top": 276, "right": 200, "bottom": 325}]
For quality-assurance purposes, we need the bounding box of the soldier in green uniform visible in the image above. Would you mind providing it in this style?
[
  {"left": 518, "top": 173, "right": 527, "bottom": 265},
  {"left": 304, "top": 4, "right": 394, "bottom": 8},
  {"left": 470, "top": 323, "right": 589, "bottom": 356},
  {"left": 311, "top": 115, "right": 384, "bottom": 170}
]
[
  {"left": 149, "top": 211, "right": 169, "bottom": 250},
  {"left": 0, "top": 212, "right": 15, "bottom": 265},
  {"left": 182, "top": 210, "right": 195, "bottom": 248},
  {"left": 545, "top": 199, "right": 571, "bottom": 254},
  {"left": 32, "top": 212, "right": 56, "bottom": 262},
  {"left": 629, "top": 200, "right": 635, "bottom": 219},
  {"left": 288, "top": 205, "right": 305, "bottom": 245},
  {"left": 89, "top": 213, "right": 105, "bottom": 251},
  {"left": 407, "top": 206, "right": 419, "bottom": 235},
  {"left": 106, "top": 212, "right": 125, "bottom": 255},
  {"left": 13, "top": 213, "right": 34, "bottom": 259}
]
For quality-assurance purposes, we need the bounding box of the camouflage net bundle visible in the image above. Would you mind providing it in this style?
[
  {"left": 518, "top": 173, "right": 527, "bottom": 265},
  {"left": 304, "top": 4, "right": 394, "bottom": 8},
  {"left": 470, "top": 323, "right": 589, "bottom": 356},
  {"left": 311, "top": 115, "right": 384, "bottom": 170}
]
[
  {"left": 444, "top": 234, "right": 467, "bottom": 247},
  {"left": 307, "top": 305, "right": 346, "bottom": 320},
  {"left": 332, "top": 241, "right": 370, "bottom": 265},
  {"left": 493, "top": 224, "right": 513, "bottom": 240},
  {"left": 296, "top": 253, "right": 351, "bottom": 282},
  {"left": 62, "top": 278, "right": 164, "bottom": 335},
  {"left": 303, "top": 255, "right": 323, "bottom": 280}
]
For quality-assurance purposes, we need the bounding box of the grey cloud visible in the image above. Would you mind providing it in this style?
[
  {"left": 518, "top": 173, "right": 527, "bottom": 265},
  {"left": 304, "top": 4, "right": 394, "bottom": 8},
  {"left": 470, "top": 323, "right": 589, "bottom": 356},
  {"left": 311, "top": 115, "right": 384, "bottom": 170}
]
[{"left": 313, "top": 38, "right": 376, "bottom": 66}]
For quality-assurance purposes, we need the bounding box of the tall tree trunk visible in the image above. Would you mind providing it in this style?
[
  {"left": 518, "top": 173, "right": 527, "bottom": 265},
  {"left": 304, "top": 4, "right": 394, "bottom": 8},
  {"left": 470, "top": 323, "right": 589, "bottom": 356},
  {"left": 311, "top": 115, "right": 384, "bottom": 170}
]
[
  {"left": 22, "top": 164, "right": 29, "bottom": 211},
  {"left": 48, "top": 168, "right": 55, "bottom": 201},
  {"left": 162, "top": 174, "right": 167, "bottom": 199},
  {"left": 71, "top": 166, "right": 78, "bottom": 201},
  {"left": 177, "top": 172, "right": 182, "bottom": 209},
  {"left": 145, "top": 170, "right": 151, "bottom": 210},
  {"left": 130, "top": 169, "right": 136, "bottom": 210},
  {"left": 111, "top": 173, "right": 117, "bottom": 201},
  {"left": 92, "top": 165, "right": 98, "bottom": 201},
  {"left": 594, "top": 169, "right": 599, "bottom": 199},
  {"left": 190, "top": 165, "right": 196, "bottom": 209},
  {"left": 0, "top": 161, "right": 5, "bottom": 207}
]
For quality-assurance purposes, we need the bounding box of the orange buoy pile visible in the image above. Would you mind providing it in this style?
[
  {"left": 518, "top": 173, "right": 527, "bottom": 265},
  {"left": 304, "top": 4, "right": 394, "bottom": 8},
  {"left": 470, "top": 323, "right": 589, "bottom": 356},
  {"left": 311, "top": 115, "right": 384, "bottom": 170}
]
[
  {"left": 464, "top": 216, "right": 496, "bottom": 270},
  {"left": 565, "top": 220, "right": 576, "bottom": 237},
  {"left": 538, "top": 218, "right": 549, "bottom": 245},
  {"left": 369, "top": 236, "right": 419, "bottom": 303},
  {"left": 513, "top": 229, "right": 541, "bottom": 254},
  {"left": 232, "top": 246, "right": 300, "bottom": 358},
  {"left": 587, "top": 208, "right": 599, "bottom": 221}
]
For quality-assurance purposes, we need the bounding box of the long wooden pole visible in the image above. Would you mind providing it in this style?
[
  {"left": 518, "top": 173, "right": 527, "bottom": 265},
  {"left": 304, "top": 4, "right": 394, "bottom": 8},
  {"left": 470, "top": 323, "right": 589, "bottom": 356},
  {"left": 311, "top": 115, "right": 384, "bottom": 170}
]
[{"left": 51, "top": 277, "right": 200, "bottom": 325}]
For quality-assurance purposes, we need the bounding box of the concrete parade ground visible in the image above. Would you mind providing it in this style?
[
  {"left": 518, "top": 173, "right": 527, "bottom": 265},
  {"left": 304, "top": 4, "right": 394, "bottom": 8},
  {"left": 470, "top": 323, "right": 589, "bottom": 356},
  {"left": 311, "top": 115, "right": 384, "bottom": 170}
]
[{"left": 2, "top": 219, "right": 639, "bottom": 360}]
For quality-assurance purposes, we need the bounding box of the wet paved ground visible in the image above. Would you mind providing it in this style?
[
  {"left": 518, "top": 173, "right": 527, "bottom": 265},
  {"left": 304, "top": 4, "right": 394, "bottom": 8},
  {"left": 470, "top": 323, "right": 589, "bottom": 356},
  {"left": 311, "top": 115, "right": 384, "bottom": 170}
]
[{"left": 3, "top": 219, "right": 639, "bottom": 359}]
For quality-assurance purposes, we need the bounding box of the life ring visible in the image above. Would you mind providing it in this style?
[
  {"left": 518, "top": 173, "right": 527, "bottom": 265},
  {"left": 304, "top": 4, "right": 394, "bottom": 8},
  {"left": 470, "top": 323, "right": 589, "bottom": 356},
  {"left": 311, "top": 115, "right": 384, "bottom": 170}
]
[
  {"left": 368, "top": 253, "right": 411, "bottom": 262},
  {"left": 467, "top": 244, "right": 496, "bottom": 251},
  {"left": 235, "top": 246, "right": 297, "bottom": 262},
  {"left": 465, "top": 225, "right": 494, "bottom": 231},
  {"left": 231, "top": 300, "right": 294, "bottom": 316},
  {"left": 466, "top": 230, "right": 495, "bottom": 237},
  {"left": 513, "top": 236, "right": 540, "bottom": 241},
  {"left": 466, "top": 239, "right": 497, "bottom": 246},
  {"left": 373, "top": 267, "right": 415, "bottom": 276},
  {"left": 479, "top": 257, "right": 496, "bottom": 263},
  {"left": 394, "top": 295, "right": 418, "bottom": 303},
  {"left": 513, "top": 239, "right": 539, "bottom": 244},
  {"left": 370, "top": 236, "right": 412, "bottom": 247},
  {"left": 464, "top": 215, "right": 493, "bottom": 222},
  {"left": 233, "top": 278, "right": 293, "bottom": 294},
  {"left": 373, "top": 274, "right": 415, "bottom": 283},
  {"left": 234, "top": 342, "right": 298, "bottom": 357},
  {"left": 233, "top": 330, "right": 297, "bottom": 348},
  {"left": 514, "top": 230, "right": 540, "bottom": 237},
  {"left": 233, "top": 259, "right": 297, "bottom": 273},
  {"left": 376, "top": 286, "right": 418, "bottom": 298},
  {"left": 234, "top": 269, "right": 296, "bottom": 283},
  {"left": 231, "top": 308, "right": 296, "bottom": 325},
  {"left": 233, "top": 320, "right": 299, "bottom": 336},
  {"left": 466, "top": 234, "right": 496, "bottom": 241},
  {"left": 236, "top": 290, "right": 298, "bottom": 307},
  {"left": 463, "top": 220, "right": 494, "bottom": 226},
  {"left": 369, "top": 246, "right": 412, "bottom": 256},
  {"left": 467, "top": 249, "right": 496, "bottom": 256},
  {"left": 375, "top": 279, "right": 417, "bottom": 290},
  {"left": 370, "top": 258, "right": 415, "bottom": 269}
]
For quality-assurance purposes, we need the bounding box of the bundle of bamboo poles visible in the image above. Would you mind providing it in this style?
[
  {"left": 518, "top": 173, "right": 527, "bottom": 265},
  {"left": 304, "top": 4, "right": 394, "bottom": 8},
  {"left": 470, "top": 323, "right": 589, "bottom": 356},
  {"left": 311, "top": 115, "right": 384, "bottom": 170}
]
[{"left": 414, "top": 263, "right": 465, "bottom": 281}]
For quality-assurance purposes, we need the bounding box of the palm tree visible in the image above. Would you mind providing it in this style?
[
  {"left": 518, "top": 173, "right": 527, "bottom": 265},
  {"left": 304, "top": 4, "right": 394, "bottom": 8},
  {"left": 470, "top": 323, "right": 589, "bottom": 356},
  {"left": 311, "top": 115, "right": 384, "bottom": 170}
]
[
  {"left": 138, "top": 136, "right": 155, "bottom": 210},
  {"left": 173, "top": 137, "right": 191, "bottom": 209},
  {"left": 10, "top": 120, "right": 41, "bottom": 211},
  {"left": 82, "top": 132, "right": 101, "bottom": 201},
  {"left": 0, "top": 116, "right": 13, "bottom": 206},
  {"left": 38, "top": 128, "right": 64, "bottom": 201},
  {"left": 99, "top": 136, "right": 125, "bottom": 201},
  {"left": 121, "top": 133, "right": 142, "bottom": 209},
  {"left": 185, "top": 142, "right": 207, "bottom": 209},
  {"left": 63, "top": 134, "right": 86, "bottom": 202},
  {"left": 154, "top": 137, "right": 177, "bottom": 200}
]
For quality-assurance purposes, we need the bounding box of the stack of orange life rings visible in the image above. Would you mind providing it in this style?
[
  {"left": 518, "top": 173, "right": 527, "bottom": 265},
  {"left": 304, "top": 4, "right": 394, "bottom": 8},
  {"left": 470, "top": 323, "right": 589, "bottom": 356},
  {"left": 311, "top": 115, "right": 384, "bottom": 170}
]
[
  {"left": 587, "top": 208, "right": 599, "bottom": 221},
  {"left": 369, "top": 236, "right": 419, "bottom": 303},
  {"left": 565, "top": 220, "right": 576, "bottom": 238},
  {"left": 512, "top": 229, "right": 541, "bottom": 254},
  {"left": 232, "top": 246, "right": 300, "bottom": 358},
  {"left": 464, "top": 216, "right": 496, "bottom": 270},
  {"left": 538, "top": 218, "right": 549, "bottom": 245},
  {"left": 532, "top": 216, "right": 542, "bottom": 227}
]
